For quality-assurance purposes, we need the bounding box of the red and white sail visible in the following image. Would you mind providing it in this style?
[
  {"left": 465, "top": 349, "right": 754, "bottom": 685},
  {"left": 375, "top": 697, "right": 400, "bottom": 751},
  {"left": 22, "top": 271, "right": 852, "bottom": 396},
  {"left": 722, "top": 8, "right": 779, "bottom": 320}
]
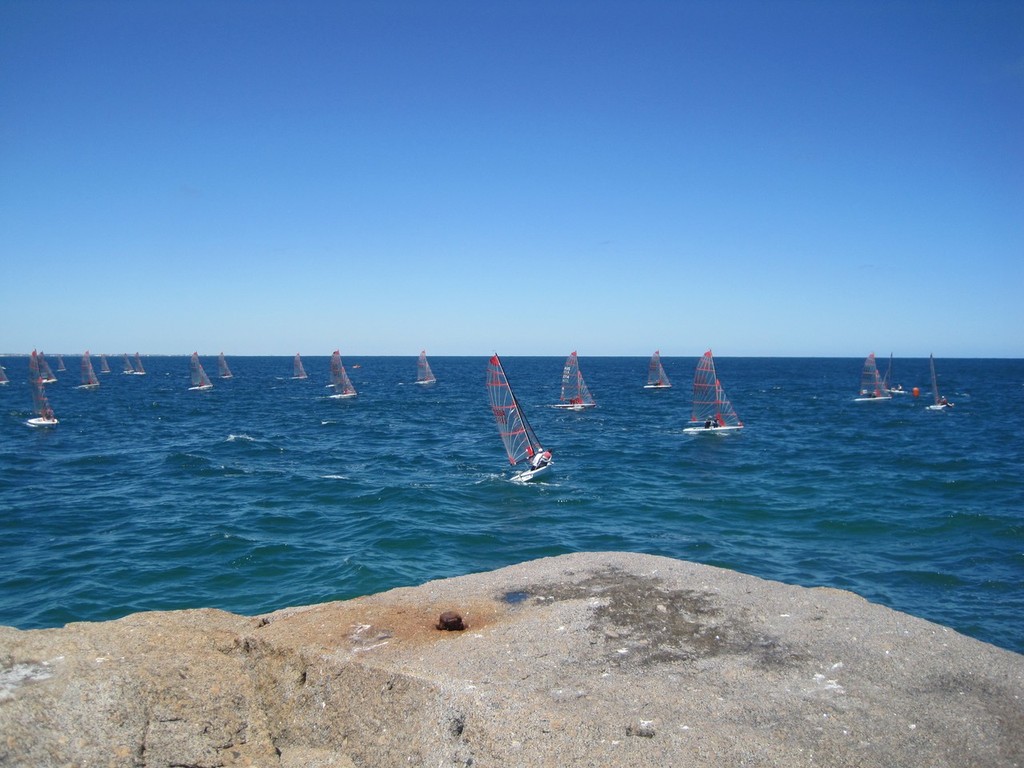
[
  {"left": 189, "top": 352, "right": 213, "bottom": 390},
  {"left": 28, "top": 350, "right": 58, "bottom": 425},
  {"left": 79, "top": 351, "right": 100, "bottom": 389},
  {"left": 416, "top": 350, "right": 436, "bottom": 384},
  {"left": 487, "top": 354, "right": 545, "bottom": 466},
  {"left": 292, "top": 353, "right": 307, "bottom": 379},
  {"left": 856, "top": 353, "right": 890, "bottom": 400},
  {"left": 687, "top": 350, "right": 742, "bottom": 430},
  {"left": 555, "top": 351, "right": 596, "bottom": 408},
  {"left": 645, "top": 350, "right": 671, "bottom": 388},
  {"left": 38, "top": 351, "right": 57, "bottom": 383},
  {"left": 218, "top": 352, "right": 233, "bottom": 379},
  {"left": 329, "top": 350, "right": 356, "bottom": 397}
]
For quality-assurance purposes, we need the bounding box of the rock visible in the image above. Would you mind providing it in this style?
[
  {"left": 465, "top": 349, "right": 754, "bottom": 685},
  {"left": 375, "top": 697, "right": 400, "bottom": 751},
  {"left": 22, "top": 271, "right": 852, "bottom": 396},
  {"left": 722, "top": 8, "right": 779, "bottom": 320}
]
[{"left": 1, "top": 552, "right": 1021, "bottom": 767}]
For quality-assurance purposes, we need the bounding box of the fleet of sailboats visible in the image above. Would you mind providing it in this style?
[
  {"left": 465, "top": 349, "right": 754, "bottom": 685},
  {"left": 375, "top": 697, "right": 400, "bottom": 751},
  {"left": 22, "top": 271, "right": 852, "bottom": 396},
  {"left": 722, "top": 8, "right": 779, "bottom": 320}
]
[
  {"left": 487, "top": 354, "right": 552, "bottom": 481},
  {"left": 188, "top": 352, "right": 213, "bottom": 391},
  {"left": 644, "top": 350, "right": 672, "bottom": 389},
  {"left": 329, "top": 350, "right": 357, "bottom": 398},
  {"left": 416, "top": 350, "right": 436, "bottom": 385},
  {"left": 854, "top": 353, "right": 892, "bottom": 402},
  {"left": 682, "top": 350, "right": 743, "bottom": 434},
  {"left": 552, "top": 351, "right": 596, "bottom": 409}
]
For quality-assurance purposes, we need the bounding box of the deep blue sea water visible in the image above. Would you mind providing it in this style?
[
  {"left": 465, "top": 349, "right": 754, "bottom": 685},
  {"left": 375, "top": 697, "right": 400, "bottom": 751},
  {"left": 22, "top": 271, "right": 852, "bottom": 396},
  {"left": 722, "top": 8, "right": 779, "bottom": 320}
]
[{"left": 2, "top": 355, "right": 1022, "bottom": 654}]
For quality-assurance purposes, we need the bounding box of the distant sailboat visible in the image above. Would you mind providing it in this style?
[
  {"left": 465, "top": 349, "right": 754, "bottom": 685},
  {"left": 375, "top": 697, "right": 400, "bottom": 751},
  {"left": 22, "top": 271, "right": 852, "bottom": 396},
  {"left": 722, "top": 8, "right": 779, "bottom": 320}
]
[
  {"left": 0, "top": 363, "right": 7, "bottom": 385},
  {"left": 55, "top": 355, "right": 66, "bottom": 372},
  {"left": 77, "top": 351, "right": 100, "bottom": 389},
  {"left": 292, "top": 353, "right": 307, "bottom": 379},
  {"left": 854, "top": 353, "right": 891, "bottom": 402},
  {"left": 132, "top": 352, "right": 146, "bottom": 375},
  {"left": 682, "top": 350, "right": 743, "bottom": 433},
  {"left": 121, "top": 353, "right": 135, "bottom": 374},
  {"left": 552, "top": 351, "right": 596, "bottom": 409},
  {"left": 883, "top": 353, "right": 907, "bottom": 395},
  {"left": 416, "top": 350, "right": 436, "bottom": 385},
  {"left": 329, "top": 350, "right": 357, "bottom": 398},
  {"left": 926, "top": 354, "right": 954, "bottom": 410},
  {"left": 26, "top": 350, "right": 58, "bottom": 427},
  {"left": 487, "top": 354, "right": 552, "bottom": 481},
  {"left": 98, "top": 354, "right": 111, "bottom": 374},
  {"left": 217, "top": 352, "right": 233, "bottom": 379},
  {"left": 188, "top": 352, "right": 213, "bottom": 391},
  {"left": 644, "top": 350, "right": 672, "bottom": 389},
  {"left": 38, "top": 352, "right": 57, "bottom": 383}
]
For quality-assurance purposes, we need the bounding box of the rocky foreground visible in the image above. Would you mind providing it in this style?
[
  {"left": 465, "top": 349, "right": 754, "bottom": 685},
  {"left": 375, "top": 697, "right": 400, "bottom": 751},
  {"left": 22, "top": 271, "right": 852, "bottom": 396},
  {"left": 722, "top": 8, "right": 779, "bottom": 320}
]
[{"left": 1, "top": 552, "right": 1022, "bottom": 767}]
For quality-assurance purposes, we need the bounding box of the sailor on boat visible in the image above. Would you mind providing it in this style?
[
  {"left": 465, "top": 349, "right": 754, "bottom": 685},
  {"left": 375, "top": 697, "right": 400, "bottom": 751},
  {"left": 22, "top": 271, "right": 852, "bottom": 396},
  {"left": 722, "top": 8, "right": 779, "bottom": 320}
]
[{"left": 530, "top": 449, "right": 552, "bottom": 471}]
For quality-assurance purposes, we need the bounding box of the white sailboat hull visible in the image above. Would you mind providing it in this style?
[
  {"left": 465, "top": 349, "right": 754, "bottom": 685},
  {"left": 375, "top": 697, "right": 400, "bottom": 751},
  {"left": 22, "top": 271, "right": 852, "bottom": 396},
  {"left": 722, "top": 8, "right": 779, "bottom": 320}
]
[
  {"left": 683, "top": 424, "right": 743, "bottom": 435},
  {"left": 26, "top": 417, "right": 59, "bottom": 427},
  {"left": 511, "top": 463, "right": 552, "bottom": 482},
  {"left": 552, "top": 403, "right": 596, "bottom": 410}
]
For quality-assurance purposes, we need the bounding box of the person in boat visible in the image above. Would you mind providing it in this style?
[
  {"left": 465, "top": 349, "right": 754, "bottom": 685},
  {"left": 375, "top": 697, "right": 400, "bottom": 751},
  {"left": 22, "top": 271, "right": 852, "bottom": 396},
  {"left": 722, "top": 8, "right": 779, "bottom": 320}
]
[
  {"left": 529, "top": 449, "right": 552, "bottom": 471},
  {"left": 704, "top": 418, "right": 714, "bottom": 429}
]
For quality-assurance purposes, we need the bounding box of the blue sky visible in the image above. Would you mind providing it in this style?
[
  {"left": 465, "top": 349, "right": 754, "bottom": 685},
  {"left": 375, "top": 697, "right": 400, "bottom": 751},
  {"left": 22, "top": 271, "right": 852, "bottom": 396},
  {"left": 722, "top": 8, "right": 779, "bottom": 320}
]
[{"left": 2, "top": 1, "right": 1021, "bottom": 357}]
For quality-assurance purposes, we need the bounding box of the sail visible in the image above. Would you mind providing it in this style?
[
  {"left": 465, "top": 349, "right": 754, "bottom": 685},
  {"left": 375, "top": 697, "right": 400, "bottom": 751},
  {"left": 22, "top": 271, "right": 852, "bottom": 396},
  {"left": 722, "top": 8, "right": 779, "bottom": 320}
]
[
  {"left": 0, "top": 363, "right": 8, "bottom": 384},
  {"left": 689, "top": 350, "right": 742, "bottom": 428},
  {"left": 38, "top": 352, "right": 57, "bottom": 383},
  {"left": 645, "top": 350, "right": 671, "bottom": 388},
  {"left": 858, "top": 353, "right": 888, "bottom": 398},
  {"left": 29, "top": 351, "right": 56, "bottom": 421},
  {"left": 487, "top": 354, "right": 543, "bottom": 466},
  {"left": 929, "top": 354, "right": 939, "bottom": 404},
  {"left": 293, "top": 353, "right": 307, "bottom": 379},
  {"left": 189, "top": 352, "right": 213, "bottom": 389},
  {"left": 133, "top": 353, "right": 145, "bottom": 375},
  {"left": 557, "top": 351, "right": 595, "bottom": 407},
  {"left": 80, "top": 351, "right": 100, "bottom": 388},
  {"left": 55, "top": 355, "right": 66, "bottom": 372},
  {"left": 330, "top": 350, "right": 356, "bottom": 397},
  {"left": 218, "top": 352, "right": 233, "bottom": 379},
  {"left": 122, "top": 354, "right": 134, "bottom": 374},
  {"left": 417, "top": 350, "right": 436, "bottom": 384},
  {"left": 98, "top": 354, "right": 111, "bottom": 373}
]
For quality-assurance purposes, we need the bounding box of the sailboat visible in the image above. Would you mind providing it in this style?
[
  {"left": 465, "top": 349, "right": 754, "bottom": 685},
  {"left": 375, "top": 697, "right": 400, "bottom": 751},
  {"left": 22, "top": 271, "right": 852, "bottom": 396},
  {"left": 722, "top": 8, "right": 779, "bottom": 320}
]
[
  {"left": 854, "top": 353, "right": 891, "bottom": 401},
  {"left": 121, "top": 353, "right": 135, "bottom": 374},
  {"left": 416, "top": 350, "right": 436, "bottom": 385},
  {"left": 487, "top": 354, "right": 552, "bottom": 481},
  {"left": 552, "top": 351, "right": 596, "bottom": 409},
  {"left": 217, "top": 352, "right": 233, "bottom": 379},
  {"left": 883, "top": 353, "right": 907, "bottom": 394},
  {"left": 0, "top": 363, "right": 7, "bottom": 385},
  {"left": 292, "top": 353, "right": 307, "bottom": 379},
  {"left": 38, "top": 352, "right": 57, "bottom": 383},
  {"left": 132, "top": 352, "right": 146, "bottom": 375},
  {"left": 188, "top": 352, "right": 213, "bottom": 391},
  {"left": 926, "top": 354, "right": 954, "bottom": 410},
  {"left": 77, "top": 351, "right": 100, "bottom": 389},
  {"left": 98, "top": 354, "right": 111, "bottom": 374},
  {"left": 644, "top": 350, "right": 672, "bottom": 389},
  {"left": 26, "top": 351, "right": 58, "bottom": 427},
  {"left": 55, "top": 355, "right": 66, "bottom": 372},
  {"left": 682, "top": 350, "right": 743, "bottom": 433},
  {"left": 329, "top": 350, "right": 357, "bottom": 398}
]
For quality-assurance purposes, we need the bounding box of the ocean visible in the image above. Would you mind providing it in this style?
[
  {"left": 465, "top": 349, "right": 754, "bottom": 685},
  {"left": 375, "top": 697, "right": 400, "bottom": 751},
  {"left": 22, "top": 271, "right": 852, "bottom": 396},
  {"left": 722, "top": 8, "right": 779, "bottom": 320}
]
[{"left": 2, "top": 355, "right": 1022, "bottom": 655}]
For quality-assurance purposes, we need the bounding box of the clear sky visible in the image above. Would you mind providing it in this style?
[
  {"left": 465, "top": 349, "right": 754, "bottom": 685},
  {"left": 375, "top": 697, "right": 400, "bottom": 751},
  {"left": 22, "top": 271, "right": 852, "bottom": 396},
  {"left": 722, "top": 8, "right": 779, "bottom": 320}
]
[{"left": 2, "top": 1, "right": 1021, "bottom": 357}]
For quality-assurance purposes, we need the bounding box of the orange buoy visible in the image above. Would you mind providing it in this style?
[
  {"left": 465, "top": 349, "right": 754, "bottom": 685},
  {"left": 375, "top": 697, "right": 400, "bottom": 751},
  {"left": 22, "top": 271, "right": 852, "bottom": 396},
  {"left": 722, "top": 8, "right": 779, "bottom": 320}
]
[{"left": 912, "top": 386, "right": 920, "bottom": 397}]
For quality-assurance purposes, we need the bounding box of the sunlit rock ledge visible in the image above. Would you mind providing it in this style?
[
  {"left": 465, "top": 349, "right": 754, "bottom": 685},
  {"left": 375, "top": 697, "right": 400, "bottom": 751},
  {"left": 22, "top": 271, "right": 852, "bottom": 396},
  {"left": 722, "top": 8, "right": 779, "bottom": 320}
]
[{"left": 1, "top": 552, "right": 1021, "bottom": 768}]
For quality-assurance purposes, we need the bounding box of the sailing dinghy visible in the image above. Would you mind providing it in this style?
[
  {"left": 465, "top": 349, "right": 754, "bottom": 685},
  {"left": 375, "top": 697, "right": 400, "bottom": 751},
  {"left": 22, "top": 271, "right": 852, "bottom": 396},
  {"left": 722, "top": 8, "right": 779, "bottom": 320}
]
[
  {"left": 552, "top": 351, "right": 596, "bottom": 409},
  {"left": 683, "top": 350, "right": 744, "bottom": 434},
  {"left": 644, "top": 350, "right": 672, "bottom": 388},
  {"left": 188, "top": 352, "right": 213, "bottom": 391},
  {"left": 883, "top": 353, "right": 907, "bottom": 394},
  {"left": 0, "top": 364, "right": 7, "bottom": 385},
  {"left": 217, "top": 352, "right": 233, "bottom": 379},
  {"left": 121, "top": 353, "right": 135, "bottom": 374},
  {"left": 292, "top": 353, "right": 307, "bottom": 379},
  {"left": 416, "top": 350, "right": 436, "bottom": 385},
  {"left": 329, "top": 350, "right": 357, "bottom": 398},
  {"left": 27, "top": 350, "right": 58, "bottom": 427},
  {"left": 854, "top": 353, "right": 891, "bottom": 401},
  {"left": 38, "top": 352, "right": 57, "bottom": 383},
  {"left": 487, "top": 354, "right": 552, "bottom": 481},
  {"left": 77, "top": 351, "right": 100, "bottom": 389},
  {"left": 926, "top": 354, "right": 954, "bottom": 410},
  {"left": 98, "top": 354, "right": 111, "bottom": 374},
  {"left": 132, "top": 353, "right": 146, "bottom": 375}
]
